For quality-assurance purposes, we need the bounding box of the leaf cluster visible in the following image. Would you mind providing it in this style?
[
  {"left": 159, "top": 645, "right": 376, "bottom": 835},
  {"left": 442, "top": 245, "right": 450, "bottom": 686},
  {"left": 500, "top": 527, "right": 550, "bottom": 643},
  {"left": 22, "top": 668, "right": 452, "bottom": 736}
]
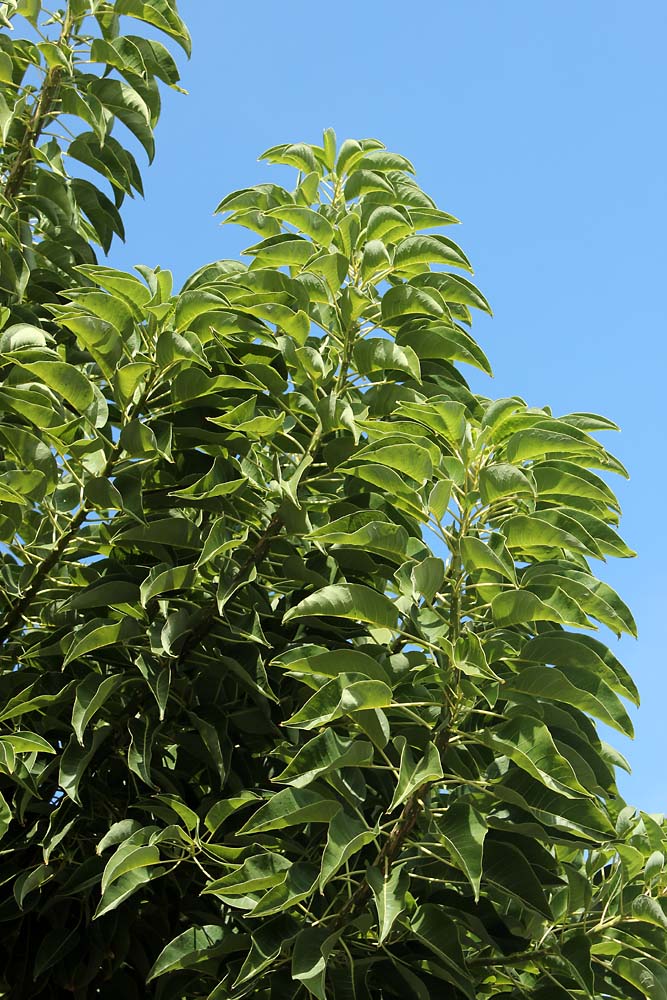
[{"left": 0, "top": 9, "right": 662, "bottom": 1000}]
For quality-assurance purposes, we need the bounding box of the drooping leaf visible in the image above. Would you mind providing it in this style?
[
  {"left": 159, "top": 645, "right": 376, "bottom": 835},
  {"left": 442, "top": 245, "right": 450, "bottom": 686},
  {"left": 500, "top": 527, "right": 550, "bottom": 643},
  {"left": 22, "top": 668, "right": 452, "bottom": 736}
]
[
  {"left": 367, "top": 863, "right": 410, "bottom": 943},
  {"left": 437, "top": 802, "right": 487, "bottom": 900}
]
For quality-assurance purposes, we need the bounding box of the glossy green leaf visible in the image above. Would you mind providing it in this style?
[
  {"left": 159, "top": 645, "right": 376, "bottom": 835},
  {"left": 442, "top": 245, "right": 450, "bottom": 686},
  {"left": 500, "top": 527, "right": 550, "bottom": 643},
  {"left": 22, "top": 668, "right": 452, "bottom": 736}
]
[
  {"left": 367, "top": 863, "right": 410, "bottom": 943},
  {"left": 394, "top": 235, "right": 472, "bottom": 272},
  {"left": 71, "top": 673, "right": 122, "bottom": 743},
  {"left": 274, "top": 730, "right": 374, "bottom": 788},
  {"left": 284, "top": 674, "right": 393, "bottom": 730},
  {"left": 353, "top": 337, "right": 420, "bottom": 380},
  {"left": 506, "top": 665, "right": 634, "bottom": 736},
  {"left": 411, "top": 905, "right": 475, "bottom": 1000},
  {"left": 115, "top": 0, "right": 192, "bottom": 54},
  {"left": 238, "top": 788, "right": 340, "bottom": 836},
  {"left": 284, "top": 584, "right": 399, "bottom": 629},
  {"left": 437, "top": 802, "right": 487, "bottom": 900},
  {"left": 15, "top": 361, "right": 94, "bottom": 412},
  {"left": 205, "top": 853, "right": 291, "bottom": 896},
  {"left": 319, "top": 811, "right": 376, "bottom": 890},
  {"left": 389, "top": 738, "right": 443, "bottom": 811},
  {"left": 147, "top": 925, "right": 227, "bottom": 981}
]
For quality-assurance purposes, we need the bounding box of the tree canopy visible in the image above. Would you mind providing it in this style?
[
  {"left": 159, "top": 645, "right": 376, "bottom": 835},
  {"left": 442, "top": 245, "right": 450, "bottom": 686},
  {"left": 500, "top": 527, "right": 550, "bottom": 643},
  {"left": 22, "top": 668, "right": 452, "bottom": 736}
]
[{"left": 0, "top": 3, "right": 664, "bottom": 1000}]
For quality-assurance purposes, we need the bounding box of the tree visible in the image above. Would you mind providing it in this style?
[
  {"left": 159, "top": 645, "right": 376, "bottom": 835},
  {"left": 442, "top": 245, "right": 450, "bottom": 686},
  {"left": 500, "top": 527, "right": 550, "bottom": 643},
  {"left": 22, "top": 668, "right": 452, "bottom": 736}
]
[{"left": 0, "top": 4, "right": 664, "bottom": 999}]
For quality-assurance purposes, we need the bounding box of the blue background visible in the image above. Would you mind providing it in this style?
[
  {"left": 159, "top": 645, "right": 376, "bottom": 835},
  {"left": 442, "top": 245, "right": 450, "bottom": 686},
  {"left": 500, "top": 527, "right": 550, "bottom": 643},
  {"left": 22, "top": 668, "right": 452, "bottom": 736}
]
[{"left": 108, "top": 0, "right": 667, "bottom": 810}]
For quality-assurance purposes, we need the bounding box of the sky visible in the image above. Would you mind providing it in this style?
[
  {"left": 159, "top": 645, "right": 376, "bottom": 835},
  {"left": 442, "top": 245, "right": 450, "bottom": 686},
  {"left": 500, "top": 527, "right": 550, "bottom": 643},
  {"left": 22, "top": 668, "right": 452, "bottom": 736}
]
[{"left": 108, "top": 1, "right": 667, "bottom": 811}]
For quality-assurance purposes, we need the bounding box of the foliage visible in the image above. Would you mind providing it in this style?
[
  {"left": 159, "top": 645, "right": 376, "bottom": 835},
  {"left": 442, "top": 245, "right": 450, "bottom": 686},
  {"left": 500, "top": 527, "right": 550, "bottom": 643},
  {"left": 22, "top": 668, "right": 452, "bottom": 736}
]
[
  {"left": 0, "top": 4, "right": 663, "bottom": 1000},
  {"left": 0, "top": 0, "right": 188, "bottom": 322}
]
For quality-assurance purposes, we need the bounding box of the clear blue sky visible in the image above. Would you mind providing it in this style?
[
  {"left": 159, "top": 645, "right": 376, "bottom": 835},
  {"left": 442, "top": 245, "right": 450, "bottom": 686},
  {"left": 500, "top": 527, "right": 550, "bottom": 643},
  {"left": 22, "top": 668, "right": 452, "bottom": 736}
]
[{"left": 109, "top": 1, "right": 667, "bottom": 811}]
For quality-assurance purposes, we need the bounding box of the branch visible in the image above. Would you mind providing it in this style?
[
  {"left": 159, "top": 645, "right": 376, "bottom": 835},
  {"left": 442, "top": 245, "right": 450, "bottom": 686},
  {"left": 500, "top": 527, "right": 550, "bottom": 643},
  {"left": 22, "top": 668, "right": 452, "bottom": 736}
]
[
  {"left": 4, "top": 8, "right": 75, "bottom": 201},
  {"left": 333, "top": 730, "right": 450, "bottom": 929},
  {"left": 468, "top": 949, "right": 554, "bottom": 969},
  {"left": 0, "top": 504, "right": 87, "bottom": 645}
]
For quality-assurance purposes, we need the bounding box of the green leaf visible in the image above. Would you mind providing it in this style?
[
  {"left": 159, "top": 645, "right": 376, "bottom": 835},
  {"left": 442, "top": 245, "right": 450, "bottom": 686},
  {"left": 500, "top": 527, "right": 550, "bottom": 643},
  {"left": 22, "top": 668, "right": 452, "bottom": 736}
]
[
  {"left": 33, "top": 927, "right": 79, "bottom": 980},
  {"left": 395, "top": 400, "right": 466, "bottom": 447},
  {"left": 483, "top": 840, "right": 553, "bottom": 918},
  {"left": 394, "top": 235, "right": 472, "bottom": 272},
  {"left": 155, "top": 330, "right": 203, "bottom": 369},
  {"left": 59, "top": 727, "right": 111, "bottom": 805},
  {"left": 0, "top": 682, "right": 74, "bottom": 723},
  {"left": 632, "top": 894, "right": 667, "bottom": 930},
  {"left": 353, "top": 337, "right": 420, "bottom": 380},
  {"left": 366, "top": 205, "right": 413, "bottom": 243},
  {"left": 479, "top": 463, "right": 535, "bottom": 504},
  {"left": 274, "top": 730, "right": 374, "bottom": 788},
  {"left": 429, "top": 479, "right": 452, "bottom": 521},
  {"left": 506, "top": 664, "right": 634, "bottom": 736},
  {"left": 274, "top": 644, "right": 389, "bottom": 684},
  {"left": 204, "top": 852, "right": 291, "bottom": 896},
  {"left": 140, "top": 563, "right": 195, "bottom": 605},
  {"left": 170, "top": 458, "right": 245, "bottom": 500},
  {"left": 14, "top": 865, "right": 55, "bottom": 909},
  {"left": 360, "top": 238, "right": 391, "bottom": 281},
  {"left": 522, "top": 632, "right": 639, "bottom": 705},
  {"left": 523, "top": 565, "right": 637, "bottom": 637},
  {"left": 502, "top": 513, "right": 598, "bottom": 558},
  {"left": 84, "top": 476, "right": 124, "bottom": 512},
  {"left": 0, "top": 731, "right": 55, "bottom": 754},
  {"left": 476, "top": 716, "right": 591, "bottom": 797},
  {"left": 309, "top": 519, "right": 409, "bottom": 563},
  {"left": 491, "top": 589, "right": 567, "bottom": 626},
  {"left": 319, "top": 811, "right": 376, "bottom": 890},
  {"left": 397, "top": 321, "right": 492, "bottom": 374},
  {"left": 437, "top": 801, "right": 487, "bottom": 900},
  {"left": 367, "top": 863, "right": 410, "bottom": 943},
  {"left": 461, "top": 535, "right": 516, "bottom": 582},
  {"left": 292, "top": 927, "right": 336, "bottom": 1000},
  {"left": 234, "top": 915, "right": 298, "bottom": 987},
  {"left": 101, "top": 843, "right": 160, "bottom": 895},
  {"left": 505, "top": 427, "right": 601, "bottom": 463},
  {"left": 64, "top": 618, "right": 140, "bottom": 666},
  {"left": 357, "top": 150, "right": 415, "bottom": 173},
  {"left": 153, "top": 794, "right": 200, "bottom": 832},
  {"left": 127, "top": 714, "right": 157, "bottom": 788},
  {"left": 266, "top": 206, "right": 334, "bottom": 246},
  {"left": 411, "top": 905, "right": 474, "bottom": 1000},
  {"left": 0, "top": 790, "right": 10, "bottom": 842},
  {"left": 89, "top": 77, "right": 154, "bottom": 159},
  {"left": 533, "top": 460, "right": 619, "bottom": 508},
  {"left": 238, "top": 788, "right": 340, "bottom": 836},
  {"left": 115, "top": 0, "right": 192, "bottom": 54},
  {"left": 389, "top": 738, "right": 443, "bottom": 811},
  {"left": 283, "top": 674, "right": 393, "bottom": 730},
  {"left": 147, "top": 925, "right": 227, "bottom": 981},
  {"left": 284, "top": 584, "right": 398, "bottom": 629},
  {"left": 411, "top": 556, "right": 445, "bottom": 602},
  {"left": 413, "top": 271, "right": 491, "bottom": 313},
  {"left": 94, "top": 865, "right": 158, "bottom": 920},
  {"left": 204, "top": 792, "right": 261, "bottom": 835},
  {"left": 250, "top": 862, "right": 319, "bottom": 918},
  {"left": 381, "top": 285, "right": 445, "bottom": 325},
  {"left": 347, "top": 441, "right": 433, "bottom": 483},
  {"left": 71, "top": 673, "right": 122, "bottom": 744},
  {"left": 344, "top": 168, "right": 394, "bottom": 199},
  {"left": 243, "top": 233, "right": 314, "bottom": 267},
  {"left": 15, "top": 361, "right": 94, "bottom": 412},
  {"left": 611, "top": 957, "right": 666, "bottom": 1000}
]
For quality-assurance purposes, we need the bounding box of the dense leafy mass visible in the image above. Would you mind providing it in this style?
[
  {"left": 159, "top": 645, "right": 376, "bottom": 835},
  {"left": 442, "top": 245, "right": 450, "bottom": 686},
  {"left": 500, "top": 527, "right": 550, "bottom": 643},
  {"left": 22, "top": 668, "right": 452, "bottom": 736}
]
[{"left": 0, "top": 4, "right": 664, "bottom": 1000}]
